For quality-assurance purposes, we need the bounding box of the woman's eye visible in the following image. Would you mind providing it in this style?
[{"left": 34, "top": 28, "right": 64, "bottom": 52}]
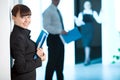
[
  {"left": 27, "top": 16, "right": 31, "bottom": 18},
  {"left": 21, "top": 16, "right": 25, "bottom": 18}
]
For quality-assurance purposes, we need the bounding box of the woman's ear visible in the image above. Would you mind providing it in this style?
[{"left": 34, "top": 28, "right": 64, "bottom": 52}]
[
  {"left": 12, "top": 16, "right": 17, "bottom": 24},
  {"left": 12, "top": 16, "right": 15, "bottom": 20}
]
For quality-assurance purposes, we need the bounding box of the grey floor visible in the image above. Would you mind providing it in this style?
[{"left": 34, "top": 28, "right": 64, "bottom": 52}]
[{"left": 36, "top": 59, "right": 120, "bottom": 80}]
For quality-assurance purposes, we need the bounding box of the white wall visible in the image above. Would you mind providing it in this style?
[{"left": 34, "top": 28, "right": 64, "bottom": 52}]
[
  {"left": 0, "top": 0, "right": 20, "bottom": 79},
  {"left": 102, "top": 0, "right": 120, "bottom": 65},
  {"left": 114, "top": 0, "right": 120, "bottom": 32},
  {"left": 0, "top": 0, "right": 11, "bottom": 80}
]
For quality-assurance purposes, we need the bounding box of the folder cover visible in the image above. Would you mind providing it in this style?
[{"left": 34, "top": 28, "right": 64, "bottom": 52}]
[
  {"left": 60, "top": 27, "right": 81, "bottom": 43},
  {"left": 36, "top": 30, "right": 48, "bottom": 48},
  {"left": 34, "top": 30, "right": 48, "bottom": 59}
]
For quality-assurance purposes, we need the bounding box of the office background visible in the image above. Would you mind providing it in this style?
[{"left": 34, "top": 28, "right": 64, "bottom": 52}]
[{"left": 1, "top": 0, "right": 120, "bottom": 80}]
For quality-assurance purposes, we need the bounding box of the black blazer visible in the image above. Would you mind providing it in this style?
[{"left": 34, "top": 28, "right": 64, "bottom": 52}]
[{"left": 10, "top": 25, "right": 42, "bottom": 80}]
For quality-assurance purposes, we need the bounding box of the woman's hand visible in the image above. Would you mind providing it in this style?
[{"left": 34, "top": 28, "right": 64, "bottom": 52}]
[{"left": 37, "top": 48, "right": 46, "bottom": 61}]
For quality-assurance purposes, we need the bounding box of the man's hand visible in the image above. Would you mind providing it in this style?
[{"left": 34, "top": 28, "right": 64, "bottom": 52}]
[{"left": 61, "top": 30, "right": 67, "bottom": 35}]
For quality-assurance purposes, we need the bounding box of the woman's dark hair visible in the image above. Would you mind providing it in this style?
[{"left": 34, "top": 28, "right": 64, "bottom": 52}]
[{"left": 11, "top": 4, "right": 31, "bottom": 17}]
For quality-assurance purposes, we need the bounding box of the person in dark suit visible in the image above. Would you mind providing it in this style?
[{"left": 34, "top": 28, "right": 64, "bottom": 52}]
[
  {"left": 10, "top": 4, "right": 46, "bottom": 80},
  {"left": 42, "top": 0, "right": 67, "bottom": 80}
]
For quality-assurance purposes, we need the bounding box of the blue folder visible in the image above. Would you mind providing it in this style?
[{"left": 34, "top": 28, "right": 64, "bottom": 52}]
[
  {"left": 61, "top": 27, "right": 81, "bottom": 43},
  {"left": 36, "top": 30, "right": 48, "bottom": 48},
  {"left": 34, "top": 30, "right": 48, "bottom": 59}
]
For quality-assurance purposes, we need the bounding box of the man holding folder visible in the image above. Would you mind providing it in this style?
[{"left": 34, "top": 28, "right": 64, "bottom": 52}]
[{"left": 42, "top": 0, "right": 67, "bottom": 80}]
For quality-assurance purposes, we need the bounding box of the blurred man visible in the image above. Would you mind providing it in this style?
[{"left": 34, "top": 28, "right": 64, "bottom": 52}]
[{"left": 43, "top": 0, "right": 67, "bottom": 80}]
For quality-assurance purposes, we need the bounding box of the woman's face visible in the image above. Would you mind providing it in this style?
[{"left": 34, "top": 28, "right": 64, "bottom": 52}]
[
  {"left": 12, "top": 11, "right": 31, "bottom": 29},
  {"left": 84, "top": 1, "right": 91, "bottom": 10}
]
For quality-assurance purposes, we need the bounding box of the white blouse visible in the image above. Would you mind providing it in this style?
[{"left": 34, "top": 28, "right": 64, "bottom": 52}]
[{"left": 74, "top": 9, "right": 102, "bottom": 26}]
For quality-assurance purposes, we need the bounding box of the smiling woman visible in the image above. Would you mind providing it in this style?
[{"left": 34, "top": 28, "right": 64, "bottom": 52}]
[
  {"left": 11, "top": 4, "right": 31, "bottom": 28},
  {"left": 10, "top": 4, "right": 46, "bottom": 80}
]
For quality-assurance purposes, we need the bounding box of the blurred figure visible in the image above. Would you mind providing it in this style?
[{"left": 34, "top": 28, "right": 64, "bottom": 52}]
[
  {"left": 74, "top": 0, "right": 101, "bottom": 66},
  {"left": 42, "top": 0, "right": 67, "bottom": 80},
  {"left": 10, "top": 4, "right": 46, "bottom": 80}
]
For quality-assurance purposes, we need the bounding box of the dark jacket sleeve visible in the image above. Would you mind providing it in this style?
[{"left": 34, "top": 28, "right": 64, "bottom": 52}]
[{"left": 12, "top": 34, "right": 42, "bottom": 74}]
